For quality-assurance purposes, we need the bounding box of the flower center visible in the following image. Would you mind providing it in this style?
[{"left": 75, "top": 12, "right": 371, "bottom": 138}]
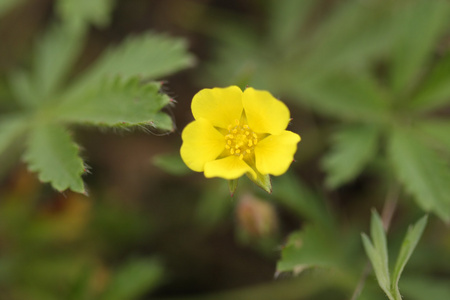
[{"left": 225, "top": 119, "right": 258, "bottom": 160}]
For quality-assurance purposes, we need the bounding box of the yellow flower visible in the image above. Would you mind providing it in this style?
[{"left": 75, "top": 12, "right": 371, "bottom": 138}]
[{"left": 180, "top": 86, "right": 301, "bottom": 183}]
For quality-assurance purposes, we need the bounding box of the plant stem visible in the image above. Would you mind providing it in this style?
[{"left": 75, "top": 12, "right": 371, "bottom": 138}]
[{"left": 349, "top": 184, "right": 401, "bottom": 300}]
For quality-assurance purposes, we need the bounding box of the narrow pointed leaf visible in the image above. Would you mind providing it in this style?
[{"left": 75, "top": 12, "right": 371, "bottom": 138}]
[
  {"left": 361, "top": 233, "right": 391, "bottom": 295},
  {"left": 23, "top": 124, "right": 85, "bottom": 193},
  {"left": 228, "top": 179, "right": 238, "bottom": 196},
  {"left": 248, "top": 171, "right": 272, "bottom": 194},
  {"left": 322, "top": 125, "right": 380, "bottom": 188},
  {"left": 392, "top": 215, "right": 428, "bottom": 292},
  {"left": 388, "top": 128, "right": 450, "bottom": 222},
  {"left": 55, "top": 76, "right": 173, "bottom": 131},
  {"left": 370, "top": 211, "right": 390, "bottom": 286}
]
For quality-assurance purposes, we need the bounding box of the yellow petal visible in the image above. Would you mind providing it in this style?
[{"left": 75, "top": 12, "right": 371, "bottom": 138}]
[
  {"left": 180, "top": 118, "right": 225, "bottom": 172},
  {"left": 204, "top": 156, "right": 256, "bottom": 180},
  {"left": 242, "top": 87, "right": 290, "bottom": 135},
  {"left": 192, "top": 86, "right": 243, "bottom": 129},
  {"left": 254, "top": 131, "right": 301, "bottom": 175}
]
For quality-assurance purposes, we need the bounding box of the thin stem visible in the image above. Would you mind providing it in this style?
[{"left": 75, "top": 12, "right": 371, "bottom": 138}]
[{"left": 349, "top": 184, "right": 401, "bottom": 300}]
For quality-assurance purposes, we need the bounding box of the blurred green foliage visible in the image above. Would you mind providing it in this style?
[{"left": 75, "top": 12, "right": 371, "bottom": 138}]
[
  {"left": 1, "top": 0, "right": 450, "bottom": 299},
  {"left": 0, "top": 0, "right": 194, "bottom": 193}
]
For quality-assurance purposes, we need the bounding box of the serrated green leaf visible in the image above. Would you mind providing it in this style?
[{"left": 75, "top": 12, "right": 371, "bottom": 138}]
[
  {"left": 411, "top": 52, "right": 450, "bottom": 112},
  {"left": 390, "top": 0, "right": 450, "bottom": 95},
  {"left": 70, "top": 32, "right": 194, "bottom": 95},
  {"left": 391, "top": 215, "right": 427, "bottom": 295},
  {"left": 56, "top": 0, "right": 115, "bottom": 30},
  {"left": 0, "top": 115, "right": 28, "bottom": 154},
  {"left": 33, "top": 23, "right": 84, "bottom": 100},
  {"left": 298, "top": 72, "right": 388, "bottom": 121},
  {"left": 416, "top": 120, "right": 450, "bottom": 154},
  {"left": 388, "top": 128, "right": 450, "bottom": 222},
  {"left": 322, "top": 125, "right": 380, "bottom": 188},
  {"left": 277, "top": 226, "right": 338, "bottom": 273},
  {"left": 152, "top": 153, "right": 190, "bottom": 176},
  {"left": 23, "top": 124, "right": 85, "bottom": 193},
  {"left": 55, "top": 76, "right": 173, "bottom": 130},
  {"left": 100, "top": 258, "right": 163, "bottom": 300}
]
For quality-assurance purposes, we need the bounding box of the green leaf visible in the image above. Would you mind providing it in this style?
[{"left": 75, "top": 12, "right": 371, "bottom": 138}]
[
  {"left": 227, "top": 179, "right": 238, "bottom": 196},
  {"left": 0, "top": 115, "right": 28, "bottom": 155},
  {"left": 411, "top": 52, "right": 450, "bottom": 112},
  {"left": 300, "top": 0, "right": 398, "bottom": 78},
  {"left": 152, "top": 153, "right": 190, "bottom": 176},
  {"left": 390, "top": 0, "right": 450, "bottom": 95},
  {"left": 322, "top": 125, "right": 380, "bottom": 188},
  {"left": 55, "top": 76, "right": 173, "bottom": 131},
  {"left": 100, "top": 258, "right": 163, "bottom": 300},
  {"left": 401, "top": 275, "right": 450, "bottom": 300},
  {"left": 70, "top": 32, "right": 194, "bottom": 94},
  {"left": 56, "top": 0, "right": 115, "bottom": 30},
  {"left": 370, "top": 211, "right": 391, "bottom": 291},
  {"left": 388, "top": 128, "right": 450, "bottom": 222},
  {"left": 8, "top": 71, "right": 37, "bottom": 108},
  {"left": 391, "top": 215, "right": 428, "bottom": 296},
  {"left": 416, "top": 120, "right": 450, "bottom": 154},
  {"left": 298, "top": 72, "right": 388, "bottom": 121},
  {"left": 33, "top": 23, "right": 84, "bottom": 100},
  {"left": 277, "top": 226, "right": 338, "bottom": 273},
  {"left": 247, "top": 171, "right": 272, "bottom": 194},
  {"left": 361, "top": 233, "right": 392, "bottom": 298},
  {"left": 23, "top": 124, "right": 85, "bottom": 193},
  {"left": 272, "top": 174, "right": 332, "bottom": 228},
  {"left": 267, "top": 0, "right": 316, "bottom": 46}
]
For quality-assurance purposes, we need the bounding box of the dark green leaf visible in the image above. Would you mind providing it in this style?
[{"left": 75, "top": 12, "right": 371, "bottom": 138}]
[
  {"left": 322, "top": 125, "right": 380, "bottom": 188},
  {"left": 411, "top": 52, "right": 450, "bottom": 112},
  {"left": 277, "top": 226, "right": 338, "bottom": 273},
  {"left": 152, "top": 153, "right": 190, "bottom": 176},
  {"left": 390, "top": 0, "right": 450, "bottom": 95}
]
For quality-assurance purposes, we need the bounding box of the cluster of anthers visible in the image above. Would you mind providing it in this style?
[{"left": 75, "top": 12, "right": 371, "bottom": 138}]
[{"left": 224, "top": 119, "right": 258, "bottom": 160}]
